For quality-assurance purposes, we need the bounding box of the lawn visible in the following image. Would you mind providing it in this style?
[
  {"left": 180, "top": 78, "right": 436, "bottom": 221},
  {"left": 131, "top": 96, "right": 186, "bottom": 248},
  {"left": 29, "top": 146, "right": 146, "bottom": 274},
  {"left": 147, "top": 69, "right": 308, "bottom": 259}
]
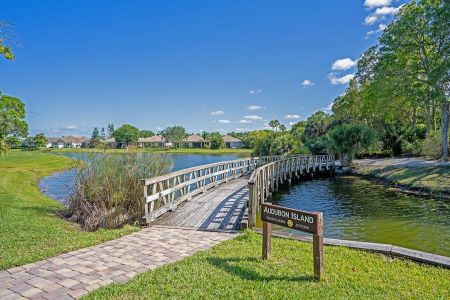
[
  {"left": 41, "top": 147, "right": 253, "bottom": 156},
  {"left": 354, "top": 164, "right": 450, "bottom": 195},
  {"left": 0, "top": 150, "right": 137, "bottom": 270},
  {"left": 85, "top": 231, "right": 449, "bottom": 299}
]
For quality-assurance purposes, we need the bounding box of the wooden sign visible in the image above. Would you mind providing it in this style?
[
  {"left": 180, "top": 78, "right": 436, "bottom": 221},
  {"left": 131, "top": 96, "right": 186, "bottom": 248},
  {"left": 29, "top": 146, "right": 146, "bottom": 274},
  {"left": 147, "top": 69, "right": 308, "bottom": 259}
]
[{"left": 261, "top": 202, "right": 324, "bottom": 280}]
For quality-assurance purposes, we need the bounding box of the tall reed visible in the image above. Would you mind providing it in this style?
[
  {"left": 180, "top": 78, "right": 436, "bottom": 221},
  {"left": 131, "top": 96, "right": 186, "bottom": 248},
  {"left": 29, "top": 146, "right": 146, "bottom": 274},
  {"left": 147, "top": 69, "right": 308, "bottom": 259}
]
[{"left": 68, "top": 153, "right": 171, "bottom": 231}]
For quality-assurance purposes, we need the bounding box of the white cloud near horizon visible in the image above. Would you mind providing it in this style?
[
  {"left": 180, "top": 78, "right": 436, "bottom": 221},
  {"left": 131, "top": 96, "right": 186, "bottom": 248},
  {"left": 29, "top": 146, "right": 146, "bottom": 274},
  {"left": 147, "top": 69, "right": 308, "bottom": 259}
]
[
  {"left": 328, "top": 73, "right": 355, "bottom": 85},
  {"left": 332, "top": 58, "right": 357, "bottom": 71},
  {"left": 285, "top": 114, "right": 301, "bottom": 119},
  {"left": 247, "top": 105, "right": 263, "bottom": 111},
  {"left": 238, "top": 119, "right": 252, "bottom": 124},
  {"left": 244, "top": 115, "right": 263, "bottom": 120},
  {"left": 366, "top": 23, "right": 387, "bottom": 37},
  {"left": 210, "top": 110, "right": 225, "bottom": 116},
  {"left": 364, "top": 0, "right": 392, "bottom": 8},
  {"left": 218, "top": 119, "right": 230, "bottom": 124},
  {"left": 301, "top": 80, "right": 314, "bottom": 87},
  {"left": 322, "top": 101, "right": 334, "bottom": 113},
  {"left": 236, "top": 128, "right": 251, "bottom": 132}
]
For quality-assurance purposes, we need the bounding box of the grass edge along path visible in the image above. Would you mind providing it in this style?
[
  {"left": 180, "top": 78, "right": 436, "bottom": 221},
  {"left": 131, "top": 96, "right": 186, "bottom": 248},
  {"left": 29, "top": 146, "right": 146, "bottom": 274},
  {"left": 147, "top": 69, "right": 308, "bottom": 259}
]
[
  {"left": 353, "top": 162, "right": 450, "bottom": 196},
  {"left": 84, "top": 231, "right": 449, "bottom": 299},
  {"left": 0, "top": 150, "right": 137, "bottom": 270}
]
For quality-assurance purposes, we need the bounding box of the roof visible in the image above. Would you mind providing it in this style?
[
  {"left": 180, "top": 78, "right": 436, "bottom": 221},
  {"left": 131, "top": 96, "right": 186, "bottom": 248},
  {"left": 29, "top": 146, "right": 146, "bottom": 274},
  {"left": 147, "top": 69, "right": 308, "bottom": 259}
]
[
  {"left": 222, "top": 135, "right": 241, "bottom": 143},
  {"left": 47, "top": 137, "right": 63, "bottom": 143},
  {"left": 104, "top": 138, "right": 116, "bottom": 143},
  {"left": 183, "top": 134, "right": 205, "bottom": 143},
  {"left": 61, "top": 136, "right": 88, "bottom": 143},
  {"left": 139, "top": 136, "right": 165, "bottom": 143}
]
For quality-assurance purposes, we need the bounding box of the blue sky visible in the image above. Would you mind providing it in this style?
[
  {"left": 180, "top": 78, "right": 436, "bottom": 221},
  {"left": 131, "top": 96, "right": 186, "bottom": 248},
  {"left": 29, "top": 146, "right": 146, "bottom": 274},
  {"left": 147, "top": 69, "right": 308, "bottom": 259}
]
[{"left": 0, "top": 0, "right": 405, "bottom": 136}]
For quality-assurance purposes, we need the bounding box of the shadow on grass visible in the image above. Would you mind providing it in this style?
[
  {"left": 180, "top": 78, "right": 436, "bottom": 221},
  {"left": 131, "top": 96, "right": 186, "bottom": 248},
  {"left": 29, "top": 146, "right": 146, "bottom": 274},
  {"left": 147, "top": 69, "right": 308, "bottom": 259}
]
[{"left": 206, "top": 256, "right": 314, "bottom": 282}]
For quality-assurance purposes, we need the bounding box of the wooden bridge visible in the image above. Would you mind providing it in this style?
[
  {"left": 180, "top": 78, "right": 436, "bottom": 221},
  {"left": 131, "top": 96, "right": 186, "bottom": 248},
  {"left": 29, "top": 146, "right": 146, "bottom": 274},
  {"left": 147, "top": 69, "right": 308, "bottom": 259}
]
[{"left": 142, "top": 154, "right": 335, "bottom": 230}]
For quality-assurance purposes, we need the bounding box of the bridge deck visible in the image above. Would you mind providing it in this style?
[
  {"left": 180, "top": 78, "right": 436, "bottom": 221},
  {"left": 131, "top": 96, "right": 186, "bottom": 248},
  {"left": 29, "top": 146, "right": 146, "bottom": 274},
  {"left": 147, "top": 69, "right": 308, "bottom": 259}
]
[{"left": 153, "top": 178, "right": 249, "bottom": 230}]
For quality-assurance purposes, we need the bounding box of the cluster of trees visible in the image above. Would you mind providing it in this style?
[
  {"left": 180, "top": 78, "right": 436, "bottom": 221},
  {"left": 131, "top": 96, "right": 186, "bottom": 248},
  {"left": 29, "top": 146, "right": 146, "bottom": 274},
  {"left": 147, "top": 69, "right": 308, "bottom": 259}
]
[{"left": 332, "top": 0, "right": 449, "bottom": 159}]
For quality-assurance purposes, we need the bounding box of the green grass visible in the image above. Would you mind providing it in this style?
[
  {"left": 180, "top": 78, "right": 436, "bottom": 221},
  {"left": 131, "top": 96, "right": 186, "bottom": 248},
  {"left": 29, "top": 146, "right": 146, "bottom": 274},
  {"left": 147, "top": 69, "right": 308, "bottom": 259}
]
[
  {"left": 0, "top": 150, "right": 138, "bottom": 270},
  {"left": 85, "top": 231, "right": 449, "bottom": 299},
  {"left": 41, "top": 147, "right": 252, "bottom": 156},
  {"left": 355, "top": 164, "right": 450, "bottom": 194}
]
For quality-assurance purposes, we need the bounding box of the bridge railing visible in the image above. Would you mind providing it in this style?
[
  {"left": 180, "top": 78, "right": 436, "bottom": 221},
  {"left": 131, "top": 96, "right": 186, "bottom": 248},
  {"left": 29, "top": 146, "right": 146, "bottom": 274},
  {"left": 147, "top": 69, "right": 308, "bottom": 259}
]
[
  {"left": 141, "top": 155, "right": 284, "bottom": 223},
  {"left": 247, "top": 154, "right": 334, "bottom": 227}
]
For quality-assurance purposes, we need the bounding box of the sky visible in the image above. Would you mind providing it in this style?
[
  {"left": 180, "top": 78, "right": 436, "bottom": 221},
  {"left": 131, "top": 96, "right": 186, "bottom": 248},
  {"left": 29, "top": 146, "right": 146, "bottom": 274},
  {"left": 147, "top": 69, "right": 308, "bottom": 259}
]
[{"left": 0, "top": 0, "right": 406, "bottom": 137}]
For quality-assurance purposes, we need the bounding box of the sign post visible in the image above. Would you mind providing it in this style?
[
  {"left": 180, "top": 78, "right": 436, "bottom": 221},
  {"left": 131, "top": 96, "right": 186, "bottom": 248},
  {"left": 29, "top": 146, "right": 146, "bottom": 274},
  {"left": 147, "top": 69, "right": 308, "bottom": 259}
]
[{"left": 261, "top": 202, "right": 324, "bottom": 280}]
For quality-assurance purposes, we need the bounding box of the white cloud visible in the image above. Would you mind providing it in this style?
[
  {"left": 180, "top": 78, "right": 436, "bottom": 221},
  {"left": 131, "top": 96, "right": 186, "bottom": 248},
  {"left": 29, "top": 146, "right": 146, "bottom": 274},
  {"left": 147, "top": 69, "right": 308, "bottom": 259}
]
[
  {"left": 289, "top": 122, "right": 296, "bottom": 126},
  {"left": 285, "top": 114, "right": 301, "bottom": 119},
  {"left": 247, "top": 105, "right": 263, "bottom": 111},
  {"left": 366, "top": 23, "right": 387, "bottom": 37},
  {"left": 322, "top": 102, "right": 334, "bottom": 112},
  {"left": 364, "top": 0, "right": 392, "bottom": 8},
  {"left": 218, "top": 119, "right": 230, "bottom": 124},
  {"left": 210, "top": 110, "right": 225, "bottom": 116},
  {"left": 238, "top": 119, "right": 252, "bottom": 124},
  {"left": 301, "top": 80, "right": 314, "bottom": 87},
  {"left": 236, "top": 128, "right": 251, "bottom": 132},
  {"left": 332, "top": 58, "right": 357, "bottom": 71},
  {"left": 365, "top": 5, "right": 403, "bottom": 25},
  {"left": 156, "top": 127, "right": 163, "bottom": 131},
  {"left": 328, "top": 73, "right": 355, "bottom": 85},
  {"left": 64, "top": 125, "right": 78, "bottom": 129},
  {"left": 364, "top": 14, "right": 379, "bottom": 25},
  {"left": 249, "top": 89, "right": 262, "bottom": 94},
  {"left": 374, "top": 6, "right": 401, "bottom": 15},
  {"left": 244, "top": 115, "right": 263, "bottom": 120}
]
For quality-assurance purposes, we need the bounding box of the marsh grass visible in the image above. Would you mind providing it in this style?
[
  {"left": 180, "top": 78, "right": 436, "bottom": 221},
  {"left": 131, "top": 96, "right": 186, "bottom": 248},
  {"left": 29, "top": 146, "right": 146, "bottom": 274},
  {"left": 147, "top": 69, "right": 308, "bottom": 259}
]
[{"left": 68, "top": 153, "right": 171, "bottom": 231}]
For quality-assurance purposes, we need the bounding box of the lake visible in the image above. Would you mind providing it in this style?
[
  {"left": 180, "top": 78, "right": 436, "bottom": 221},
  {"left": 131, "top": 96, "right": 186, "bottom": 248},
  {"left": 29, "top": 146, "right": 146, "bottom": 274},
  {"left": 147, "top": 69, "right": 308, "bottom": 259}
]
[
  {"left": 263, "top": 175, "right": 450, "bottom": 256},
  {"left": 39, "top": 152, "right": 246, "bottom": 203},
  {"left": 39, "top": 153, "right": 450, "bottom": 256}
]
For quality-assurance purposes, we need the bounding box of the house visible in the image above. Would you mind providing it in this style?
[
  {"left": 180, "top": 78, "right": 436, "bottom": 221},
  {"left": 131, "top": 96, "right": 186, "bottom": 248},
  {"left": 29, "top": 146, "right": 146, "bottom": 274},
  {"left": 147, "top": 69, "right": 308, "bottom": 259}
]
[
  {"left": 104, "top": 137, "right": 117, "bottom": 148},
  {"left": 182, "top": 134, "right": 206, "bottom": 148},
  {"left": 223, "top": 135, "right": 243, "bottom": 149},
  {"left": 46, "top": 137, "right": 65, "bottom": 148},
  {"left": 138, "top": 135, "right": 166, "bottom": 148},
  {"left": 61, "top": 136, "right": 88, "bottom": 148}
]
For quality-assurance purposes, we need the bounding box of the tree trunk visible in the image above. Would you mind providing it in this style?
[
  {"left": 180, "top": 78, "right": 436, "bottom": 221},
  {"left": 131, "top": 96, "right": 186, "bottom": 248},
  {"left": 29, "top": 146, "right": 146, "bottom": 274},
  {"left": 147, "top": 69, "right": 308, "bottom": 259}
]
[
  {"left": 441, "top": 102, "right": 449, "bottom": 159},
  {"left": 425, "top": 99, "right": 431, "bottom": 136}
]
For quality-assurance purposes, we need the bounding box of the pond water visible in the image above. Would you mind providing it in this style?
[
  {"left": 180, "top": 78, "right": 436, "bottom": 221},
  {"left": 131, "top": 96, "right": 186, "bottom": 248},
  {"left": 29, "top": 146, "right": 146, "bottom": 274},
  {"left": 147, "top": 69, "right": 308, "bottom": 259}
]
[
  {"left": 259, "top": 175, "right": 450, "bottom": 256},
  {"left": 39, "top": 153, "right": 450, "bottom": 256},
  {"left": 38, "top": 152, "right": 245, "bottom": 204}
]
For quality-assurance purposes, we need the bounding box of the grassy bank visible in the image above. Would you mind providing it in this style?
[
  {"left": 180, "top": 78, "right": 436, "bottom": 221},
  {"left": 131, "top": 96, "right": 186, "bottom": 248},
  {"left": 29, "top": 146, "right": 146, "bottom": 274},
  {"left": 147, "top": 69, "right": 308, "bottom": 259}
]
[
  {"left": 0, "top": 150, "right": 137, "bottom": 270},
  {"left": 354, "top": 162, "right": 450, "bottom": 195},
  {"left": 85, "top": 231, "right": 449, "bottom": 299},
  {"left": 40, "top": 147, "right": 252, "bottom": 156}
]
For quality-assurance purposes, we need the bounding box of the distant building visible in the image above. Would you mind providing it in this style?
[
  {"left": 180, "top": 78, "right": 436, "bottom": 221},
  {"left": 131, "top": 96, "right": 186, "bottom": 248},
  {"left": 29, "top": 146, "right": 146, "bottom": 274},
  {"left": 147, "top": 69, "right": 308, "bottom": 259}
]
[
  {"left": 103, "top": 137, "right": 117, "bottom": 148},
  {"left": 46, "top": 136, "right": 88, "bottom": 148},
  {"left": 138, "top": 136, "right": 166, "bottom": 148},
  {"left": 223, "top": 135, "right": 243, "bottom": 149},
  {"left": 182, "top": 134, "right": 206, "bottom": 148}
]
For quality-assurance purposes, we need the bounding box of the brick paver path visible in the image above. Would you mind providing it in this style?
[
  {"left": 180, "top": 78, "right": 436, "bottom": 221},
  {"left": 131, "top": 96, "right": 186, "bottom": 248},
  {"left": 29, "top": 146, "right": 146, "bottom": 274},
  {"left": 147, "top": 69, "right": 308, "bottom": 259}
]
[{"left": 0, "top": 226, "right": 236, "bottom": 299}]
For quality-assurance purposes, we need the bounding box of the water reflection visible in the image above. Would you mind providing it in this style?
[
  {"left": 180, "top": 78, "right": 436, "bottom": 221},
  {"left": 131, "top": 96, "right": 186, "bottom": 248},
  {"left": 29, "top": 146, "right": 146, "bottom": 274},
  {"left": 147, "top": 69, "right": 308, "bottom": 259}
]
[{"left": 268, "top": 175, "right": 450, "bottom": 256}]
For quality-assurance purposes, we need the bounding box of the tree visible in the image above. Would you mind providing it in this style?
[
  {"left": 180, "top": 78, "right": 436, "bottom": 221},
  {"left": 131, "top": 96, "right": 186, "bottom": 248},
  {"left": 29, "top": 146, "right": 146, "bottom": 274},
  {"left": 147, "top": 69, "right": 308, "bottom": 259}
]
[
  {"left": 268, "top": 120, "right": 281, "bottom": 132},
  {"left": 205, "top": 132, "right": 224, "bottom": 149},
  {"left": 5, "top": 136, "right": 20, "bottom": 148},
  {"left": 160, "top": 126, "right": 187, "bottom": 147},
  {"left": 327, "top": 124, "right": 377, "bottom": 166},
  {"left": 91, "top": 127, "right": 100, "bottom": 140},
  {"left": 100, "top": 128, "right": 106, "bottom": 140},
  {"left": 107, "top": 123, "right": 115, "bottom": 138},
  {"left": 304, "top": 111, "right": 331, "bottom": 140},
  {"left": 139, "top": 130, "right": 154, "bottom": 138},
  {"left": 33, "top": 133, "right": 47, "bottom": 148},
  {"left": 112, "top": 124, "right": 140, "bottom": 147},
  {"left": 290, "top": 121, "right": 307, "bottom": 141},
  {"left": 0, "top": 93, "right": 28, "bottom": 155},
  {"left": 0, "top": 21, "right": 14, "bottom": 60}
]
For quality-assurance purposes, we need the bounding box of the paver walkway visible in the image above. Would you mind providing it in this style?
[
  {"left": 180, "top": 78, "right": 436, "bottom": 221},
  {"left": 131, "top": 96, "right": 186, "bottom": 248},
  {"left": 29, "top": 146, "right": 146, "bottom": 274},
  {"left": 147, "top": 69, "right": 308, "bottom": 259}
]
[{"left": 0, "top": 226, "right": 237, "bottom": 300}]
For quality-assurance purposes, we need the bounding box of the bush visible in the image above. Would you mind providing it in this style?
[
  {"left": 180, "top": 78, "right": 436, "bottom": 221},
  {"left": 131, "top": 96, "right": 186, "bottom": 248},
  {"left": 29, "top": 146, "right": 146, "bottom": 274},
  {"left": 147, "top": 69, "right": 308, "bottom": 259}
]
[
  {"left": 68, "top": 153, "right": 171, "bottom": 231},
  {"left": 401, "top": 140, "right": 421, "bottom": 156},
  {"left": 420, "top": 131, "right": 441, "bottom": 158}
]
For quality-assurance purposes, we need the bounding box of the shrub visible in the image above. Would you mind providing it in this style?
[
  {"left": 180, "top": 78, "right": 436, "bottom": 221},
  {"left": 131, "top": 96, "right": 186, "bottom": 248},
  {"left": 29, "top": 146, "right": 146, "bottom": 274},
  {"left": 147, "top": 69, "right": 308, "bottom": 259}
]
[
  {"left": 68, "top": 153, "right": 171, "bottom": 231},
  {"left": 420, "top": 131, "right": 441, "bottom": 158}
]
